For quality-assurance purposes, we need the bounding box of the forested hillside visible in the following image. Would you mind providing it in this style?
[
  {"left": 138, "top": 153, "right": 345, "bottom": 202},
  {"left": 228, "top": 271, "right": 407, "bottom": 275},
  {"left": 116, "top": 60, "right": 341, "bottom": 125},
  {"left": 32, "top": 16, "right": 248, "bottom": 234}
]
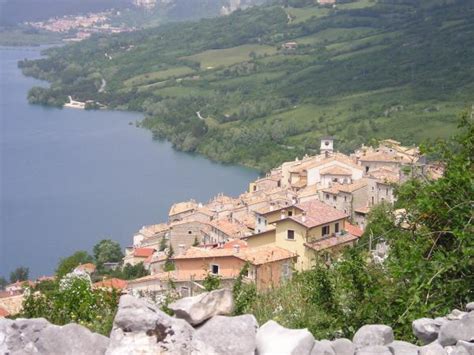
[{"left": 20, "top": 0, "right": 474, "bottom": 171}]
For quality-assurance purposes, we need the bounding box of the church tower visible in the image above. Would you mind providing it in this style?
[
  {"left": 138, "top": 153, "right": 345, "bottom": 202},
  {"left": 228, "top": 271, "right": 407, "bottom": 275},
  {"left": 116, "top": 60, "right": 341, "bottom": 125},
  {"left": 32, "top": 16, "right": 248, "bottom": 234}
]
[{"left": 320, "top": 136, "right": 334, "bottom": 155}]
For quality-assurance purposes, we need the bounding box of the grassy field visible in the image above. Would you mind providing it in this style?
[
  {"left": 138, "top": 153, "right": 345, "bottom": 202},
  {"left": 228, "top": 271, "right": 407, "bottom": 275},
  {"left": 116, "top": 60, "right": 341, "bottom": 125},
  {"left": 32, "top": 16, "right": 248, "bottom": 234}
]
[
  {"left": 124, "top": 66, "right": 195, "bottom": 87},
  {"left": 182, "top": 44, "right": 277, "bottom": 69},
  {"left": 285, "top": 6, "right": 330, "bottom": 24}
]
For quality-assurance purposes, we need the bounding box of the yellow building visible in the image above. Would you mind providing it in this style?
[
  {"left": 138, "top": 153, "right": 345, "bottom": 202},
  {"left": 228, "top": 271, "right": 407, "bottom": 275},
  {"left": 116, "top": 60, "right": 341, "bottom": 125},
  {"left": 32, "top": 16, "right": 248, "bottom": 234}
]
[{"left": 246, "top": 201, "right": 362, "bottom": 271}]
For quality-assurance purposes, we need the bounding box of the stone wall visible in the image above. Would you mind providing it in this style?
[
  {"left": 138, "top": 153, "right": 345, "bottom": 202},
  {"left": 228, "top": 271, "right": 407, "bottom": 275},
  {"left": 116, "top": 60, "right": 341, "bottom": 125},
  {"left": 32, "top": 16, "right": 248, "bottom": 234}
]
[{"left": 1, "top": 289, "right": 473, "bottom": 354}]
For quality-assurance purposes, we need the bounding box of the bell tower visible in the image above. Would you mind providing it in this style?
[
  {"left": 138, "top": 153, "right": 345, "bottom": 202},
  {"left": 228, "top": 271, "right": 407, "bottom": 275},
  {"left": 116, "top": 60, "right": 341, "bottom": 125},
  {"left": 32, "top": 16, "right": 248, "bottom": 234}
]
[{"left": 320, "top": 136, "right": 334, "bottom": 155}]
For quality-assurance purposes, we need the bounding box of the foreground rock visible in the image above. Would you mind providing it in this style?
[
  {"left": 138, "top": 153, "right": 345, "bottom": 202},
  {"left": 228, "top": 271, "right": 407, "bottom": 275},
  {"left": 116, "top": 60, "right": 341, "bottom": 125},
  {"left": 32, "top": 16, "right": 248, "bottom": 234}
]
[
  {"left": 169, "top": 289, "right": 234, "bottom": 325},
  {"left": 0, "top": 317, "right": 108, "bottom": 355},
  {"left": 256, "top": 320, "right": 315, "bottom": 355},
  {"left": 438, "top": 312, "right": 474, "bottom": 346},
  {"left": 413, "top": 318, "right": 444, "bottom": 344},
  {"left": 352, "top": 324, "right": 394, "bottom": 349},
  {"left": 195, "top": 315, "right": 258, "bottom": 355},
  {"left": 106, "top": 295, "right": 197, "bottom": 355}
]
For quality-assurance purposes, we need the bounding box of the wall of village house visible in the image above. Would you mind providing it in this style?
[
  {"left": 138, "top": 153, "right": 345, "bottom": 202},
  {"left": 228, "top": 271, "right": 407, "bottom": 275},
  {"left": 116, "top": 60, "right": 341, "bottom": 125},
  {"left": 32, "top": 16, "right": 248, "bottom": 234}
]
[
  {"left": 174, "top": 257, "right": 245, "bottom": 280},
  {"left": 275, "top": 220, "right": 308, "bottom": 271},
  {"left": 254, "top": 259, "right": 294, "bottom": 290},
  {"left": 170, "top": 222, "right": 205, "bottom": 253},
  {"left": 246, "top": 230, "right": 277, "bottom": 248},
  {"left": 306, "top": 219, "right": 346, "bottom": 241},
  {"left": 307, "top": 161, "right": 363, "bottom": 187},
  {"left": 169, "top": 210, "right": 195, "bottom": 223},
  {"left": 360, "top": 160, "right": 399, "bottom": 174},
  {"left": 182, "top": 212, "right": 213, "bottom": 224},
  {"left": 376, "top": 182, "right": 395, "bottom": 204},
  {"left": 320, "top": 174, "right": 352, "bottom": 187},
  {"left": 354, "top": 212, "right": 368, "bottom": 230}
]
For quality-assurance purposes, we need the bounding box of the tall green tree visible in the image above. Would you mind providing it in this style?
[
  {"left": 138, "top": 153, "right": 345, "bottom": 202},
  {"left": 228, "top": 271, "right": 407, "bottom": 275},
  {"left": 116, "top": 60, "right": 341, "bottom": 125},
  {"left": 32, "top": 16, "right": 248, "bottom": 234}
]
[
  {"left": 0, "top": 277, "right": 8, "bottom": 290},
  {"left": 93, "top": 239, "right": 124, "bottom": 268},
  {"left": 9, "top": 266, "right": 29, "bottom": 283},
  {"left": 56, "top": 251, "right": 93, "bottom": 278}
]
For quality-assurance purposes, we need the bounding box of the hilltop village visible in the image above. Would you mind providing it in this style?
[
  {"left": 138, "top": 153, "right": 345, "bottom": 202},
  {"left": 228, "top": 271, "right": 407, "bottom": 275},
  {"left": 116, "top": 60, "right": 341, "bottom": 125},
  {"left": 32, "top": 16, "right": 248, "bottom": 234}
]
[
  {"left": 120, "top": 137, "right": 442, "bottom": 297},
  {"left": 0, "top": 137, "right": 444, "bottom": 316}
]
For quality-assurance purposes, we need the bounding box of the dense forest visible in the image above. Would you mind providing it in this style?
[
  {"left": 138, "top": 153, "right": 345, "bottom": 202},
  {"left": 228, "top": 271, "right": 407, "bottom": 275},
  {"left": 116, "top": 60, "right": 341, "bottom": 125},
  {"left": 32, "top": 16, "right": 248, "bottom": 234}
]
[{"left": 19, "top": 0, "right": 474, "bottom": 171}]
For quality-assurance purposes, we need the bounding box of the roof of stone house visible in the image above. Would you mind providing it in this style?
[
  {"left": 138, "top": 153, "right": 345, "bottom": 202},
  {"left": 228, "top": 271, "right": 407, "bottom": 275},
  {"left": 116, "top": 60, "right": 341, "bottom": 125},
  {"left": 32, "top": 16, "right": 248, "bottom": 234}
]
[
  {"left": 93, "top": 278, "right": 127, "bottom": 290},
  {"left": 320, "top": 166, "right": 353, "bottom": 176},
  {"left": 304, "top": 233, "right": 359, "bottom": 252},
  {"left": 127, "top": 271, "right": 202, "bottom": 284},
  {"left": 291, "top": 179, "right": 307, "bottom": 188},
  {"left": 0, "top": 290, "right": 23, "bottom": 299},
  {"left": 289, "top": 153, "right": 362, "bottom": 173},
  {"left": 74, "top": 263, "right": 96, "bottom": 273},
  {"left": 337, "top": 179, "right": 369, "bottom": 193},
  {"left": 138, "top": 223, "right": 169, "bottom": 238},
  {"left": 169, "top": 200, "right": 198, "bottom": 216},
  {"left": 222, "top": 239, "right": 248, "bottom": 249},
  {"left": 354, "top": 206, "right": 371, "bottom": 214},
  {"left": 297, "top": 184, "right": 319, "bottom": 198},
  {"left": 369, "top": 167, "right": 399, "bottom": 184},
  {"left": 210, "top": 219, "right": 249, "bottom": 238},
  {"left": 172, "top": 245, "right": 296, "bottom": 266},
  {"left": 255, "top": 203, "right": 301, "bottom": 216},
  {"left": 289, "top": 201, "right": 348, "bottom": 228},
  {"left": 36, "top": 276, "right": 55, "bottom": 283},
  {"left": 0, "top": 307, "right": 9, "bottom": 317},
  {"left": 233, "top": 212, "right": 257, "bottom": 230},
  {"left": 345, "top": 223, "right": 364, "bottom": 237},
  {"left": 133, "top": 248, "right": 156, "bottom": 258},
  {"left": 359, "top": 152, "right": 409, "bottom": 163}
]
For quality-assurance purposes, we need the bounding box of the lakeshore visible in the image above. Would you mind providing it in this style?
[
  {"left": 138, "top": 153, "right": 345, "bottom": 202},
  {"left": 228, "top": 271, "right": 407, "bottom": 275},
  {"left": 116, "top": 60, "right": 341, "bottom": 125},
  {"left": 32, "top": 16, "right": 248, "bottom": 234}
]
[{"left": 0, "top": 46, "right": 258, "bottom": 278}]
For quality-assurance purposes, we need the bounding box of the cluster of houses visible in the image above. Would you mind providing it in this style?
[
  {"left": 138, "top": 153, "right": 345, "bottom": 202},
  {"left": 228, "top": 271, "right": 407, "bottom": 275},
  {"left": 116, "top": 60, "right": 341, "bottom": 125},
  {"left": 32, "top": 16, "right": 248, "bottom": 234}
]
[
  {"left": 0, "top": 137, "right": 441, "bottom": 317},
  {"left": 122, "top": 137, "right": 439, "bottom": 298}
]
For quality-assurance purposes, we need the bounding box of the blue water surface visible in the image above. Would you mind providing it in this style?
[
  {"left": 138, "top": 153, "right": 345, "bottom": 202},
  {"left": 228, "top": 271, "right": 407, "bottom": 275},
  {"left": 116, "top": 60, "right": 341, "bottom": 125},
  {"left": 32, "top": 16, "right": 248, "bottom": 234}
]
[{"left": 0, "top": 46, "right": 258, "bottom": 278}]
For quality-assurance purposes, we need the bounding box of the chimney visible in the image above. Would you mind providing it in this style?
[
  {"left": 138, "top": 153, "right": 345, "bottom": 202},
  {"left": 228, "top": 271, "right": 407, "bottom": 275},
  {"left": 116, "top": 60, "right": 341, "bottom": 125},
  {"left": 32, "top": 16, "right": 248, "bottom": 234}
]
[
  {"left": 270, "top": 204, "right": 274, "bottom": 211},
  {"left": 302, "top": 211, "right": 307, "bottom": 223},
  {"left": 233, "top": 245, "right": 240, "bottom": 254}
]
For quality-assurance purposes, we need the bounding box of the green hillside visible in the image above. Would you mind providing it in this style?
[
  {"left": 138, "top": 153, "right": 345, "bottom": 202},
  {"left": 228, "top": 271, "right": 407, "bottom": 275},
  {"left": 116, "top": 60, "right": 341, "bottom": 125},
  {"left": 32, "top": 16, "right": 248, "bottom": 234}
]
[{"left": 20, "top": 0, "right": 474, "bottom": 171}]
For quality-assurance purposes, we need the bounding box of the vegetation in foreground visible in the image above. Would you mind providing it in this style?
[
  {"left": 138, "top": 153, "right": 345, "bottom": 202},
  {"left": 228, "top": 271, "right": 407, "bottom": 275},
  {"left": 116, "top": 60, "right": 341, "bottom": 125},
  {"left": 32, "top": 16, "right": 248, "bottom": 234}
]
[
  {"left": 19, "top": 0, "right": 474, "bottom": 170},
  {"left": 233, "top": 115, "right": 473, "bottom": 342}
]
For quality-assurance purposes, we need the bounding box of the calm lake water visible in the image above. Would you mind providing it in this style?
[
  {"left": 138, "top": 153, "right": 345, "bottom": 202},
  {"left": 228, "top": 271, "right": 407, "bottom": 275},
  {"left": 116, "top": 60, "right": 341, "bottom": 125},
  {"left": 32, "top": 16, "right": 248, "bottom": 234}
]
[{"left": 0, "top": 46, "right": 258, "bottom": 278}]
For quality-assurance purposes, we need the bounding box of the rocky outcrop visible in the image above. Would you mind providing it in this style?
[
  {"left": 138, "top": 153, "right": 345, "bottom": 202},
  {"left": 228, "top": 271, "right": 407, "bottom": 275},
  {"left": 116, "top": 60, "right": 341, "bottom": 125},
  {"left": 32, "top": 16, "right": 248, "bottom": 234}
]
[
  {"left": 0, "top": 317, "right": 109, "bottom": 355},
  {"left": 1, "top": 290, "right": 472, "bottom": 355},
  {"left": 169, "top": 288, "right": 234, "bottom": 325}
]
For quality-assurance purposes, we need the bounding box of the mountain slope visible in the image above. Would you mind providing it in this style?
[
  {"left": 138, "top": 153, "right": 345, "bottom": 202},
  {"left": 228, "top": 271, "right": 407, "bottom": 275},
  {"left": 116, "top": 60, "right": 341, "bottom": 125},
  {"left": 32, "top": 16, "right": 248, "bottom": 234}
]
[{"left": 20, "top": 0, "right": 474, "bottom": 171}]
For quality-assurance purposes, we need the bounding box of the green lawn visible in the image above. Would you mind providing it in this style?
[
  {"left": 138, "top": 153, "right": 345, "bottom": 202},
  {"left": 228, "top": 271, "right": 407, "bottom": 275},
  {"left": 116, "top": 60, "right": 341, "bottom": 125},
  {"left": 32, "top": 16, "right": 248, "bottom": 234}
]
[
  {"left": 182, "top": 44, "right": 277, "bottom": 69},
  {"left": 295, "top": 27, "right": 374, "bottom": 46}
]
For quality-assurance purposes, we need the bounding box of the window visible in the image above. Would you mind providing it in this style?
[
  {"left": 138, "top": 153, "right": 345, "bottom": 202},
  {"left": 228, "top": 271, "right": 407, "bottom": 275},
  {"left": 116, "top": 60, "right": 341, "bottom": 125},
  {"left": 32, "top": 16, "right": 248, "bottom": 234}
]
[
  {"left": 322, "top": 225, "right": 330, "bottom": 236},
  {"left": 180, "top": 286, "right": 190, "bottom": 297},
  {"left": 253, "top": 185, "right": 257, "bottom": 192},
  {"left": 335, "top": 223, "right": 340, "bottom": 233},
  {"left": 258, "top": 217, "right": 261, "bottom": 224},
  {"left": 371, "top": 196, "right": 375, "bottom": 205},
  {"left": 287, "top": 230, "right": 295, "bottom": 240},
  {"left": 333, "top": 178, "right": 338, "bottom": 182},
  {"left": 210, "top": 264, "right": 219, "bottom": 275},
  {"left": 386, "top": 188, "right": 389, "bottom": 196},
  {"left": 333, "top": 195, "right": 337, "bottom": 201},
  {"left": 188, "top": 230, "right": 192, "bottom": 235},
  {"left": 281, "top": 262, "right": 292, "bottom": 281},
  {"left": 365, "top": 166, "right": 370, "bottom": 173},
  {"left": 264, "top": 220, "right": 267, "bottom": 225},
  {"left": 326, "top": 194, "right": 329, "bottom": 200},
  {"left": 344, "top": 196, "right": 347, "bottom": 202},
  {"left": 288, "top": 211, "right": 293, "bottom": 217}
]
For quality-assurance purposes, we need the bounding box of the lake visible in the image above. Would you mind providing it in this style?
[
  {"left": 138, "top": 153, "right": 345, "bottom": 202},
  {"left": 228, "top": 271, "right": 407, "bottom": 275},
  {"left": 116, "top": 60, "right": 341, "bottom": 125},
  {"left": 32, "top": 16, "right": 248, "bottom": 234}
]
[{"left": 0, "top": 46, "right": 259, "bottom": 278}]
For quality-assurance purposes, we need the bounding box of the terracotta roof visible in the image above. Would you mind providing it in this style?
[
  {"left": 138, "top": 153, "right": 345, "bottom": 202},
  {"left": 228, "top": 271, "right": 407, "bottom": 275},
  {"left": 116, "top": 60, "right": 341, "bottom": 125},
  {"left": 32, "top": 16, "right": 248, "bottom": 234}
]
[
  {"left": 172, "top": 245, "right": 296, "bottom": 265},
  {"left": 6, "top": 280, "right": 35, "bottom": 289},
  {"left": 345, "top": 223, "right": 363, "bottom": 237},
  {"left": 290, "top": 201, "right": 348, "bottom": 228},
  {"left": 304, "top": 233, "right": 359, "bottom": 251},
  {"left": 289, "top": 153, "right": 362, "bottom": 173},
  {"left": 320, "top": 166, "right": 352, "bottom": 175},
  {"left": 169, "top": 200, "right": 198, "bottom": 216},
  {"left": 0, "top": 307, "right": 9, "bottom": 317},
  {"left": 133, "top": 248, "right": 156, "bottom": 258},
  {"left": 354, "top": 206, "right": 371, "bottom": 214},
  {"left": 297, "top": 184, "right": 319, "bottom": 198},
  {"left": 222, "top": 239, "right": 248, "bottom": 249},
  {"left": 211, "top": 219, "right": 249, "bottom": 238},
  {"left": 93, "top": 278, "right": 127, "bottom": 290},
  {"left": 0, "top": 290, "right": 22, "bottom": 298},
  {"left": 127, "top": 270, "right": 211, "bottom": 284},
  {"left": 256, "top": 204, "right": 302, "bottom": 216},
  {"left": 243, "top": 226, "right": 276, "bottom": 240}
]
